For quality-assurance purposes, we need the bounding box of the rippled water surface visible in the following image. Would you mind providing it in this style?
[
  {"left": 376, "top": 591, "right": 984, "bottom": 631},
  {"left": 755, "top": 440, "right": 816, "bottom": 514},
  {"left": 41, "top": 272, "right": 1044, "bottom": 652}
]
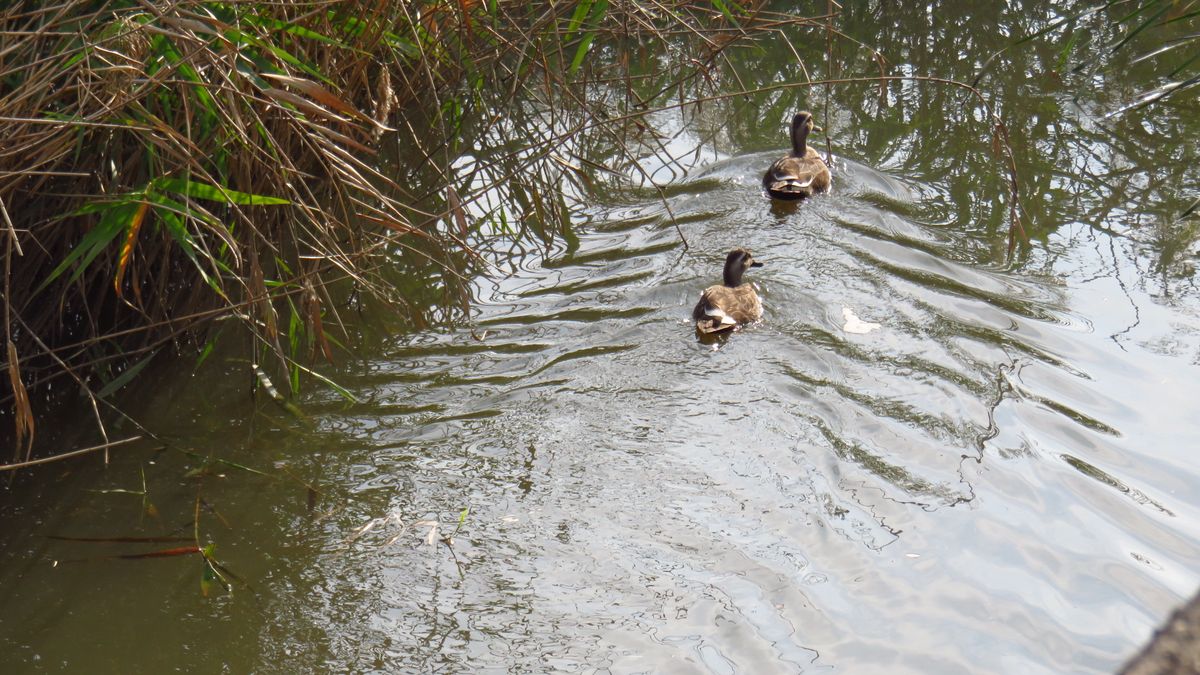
[{"left": 3, "top": 3, "right": 1199, "bottom": 673}]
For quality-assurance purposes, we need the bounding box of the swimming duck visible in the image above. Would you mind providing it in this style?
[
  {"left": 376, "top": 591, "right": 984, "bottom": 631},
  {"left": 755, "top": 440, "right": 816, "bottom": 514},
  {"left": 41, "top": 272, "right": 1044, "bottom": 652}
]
[
  {"left": 693, "top": 248, "right": 764, "bottom": 334},
  {"left": 762, "top": 111, "right": 831, "bottom": 200}
]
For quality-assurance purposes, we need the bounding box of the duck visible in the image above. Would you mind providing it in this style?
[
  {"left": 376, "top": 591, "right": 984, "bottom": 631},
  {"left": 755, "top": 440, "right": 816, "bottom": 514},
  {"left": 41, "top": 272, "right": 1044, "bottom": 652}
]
[
  {"left": 693, "top": 248, "right": 764, "bottom": 334},
  {"left": 762, "top": 111, "right": 831, "bottom": 200}
]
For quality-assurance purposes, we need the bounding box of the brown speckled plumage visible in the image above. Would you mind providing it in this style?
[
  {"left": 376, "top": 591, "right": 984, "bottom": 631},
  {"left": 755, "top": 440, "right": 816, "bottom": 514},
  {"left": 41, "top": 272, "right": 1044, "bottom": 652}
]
[
  {"left": 693, "top": 249, "right": 763, "bottom": 334},
  {"left": 763, "top": 111, "right": 831, "bottom": 200}
]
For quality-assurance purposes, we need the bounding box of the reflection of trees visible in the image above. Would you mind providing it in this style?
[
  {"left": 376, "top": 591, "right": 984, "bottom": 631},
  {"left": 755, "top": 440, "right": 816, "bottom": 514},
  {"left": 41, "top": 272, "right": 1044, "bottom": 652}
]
[
  {"left": 391, "top": 1, "right": 1195, "bottom": 304},
  {"left": 823, "top": 1, "right": 1197, "bottom": 277}
]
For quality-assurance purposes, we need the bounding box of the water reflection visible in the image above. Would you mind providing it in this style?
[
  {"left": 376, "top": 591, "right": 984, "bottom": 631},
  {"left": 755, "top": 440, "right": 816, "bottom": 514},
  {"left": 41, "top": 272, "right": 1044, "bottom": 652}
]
[
  {"left": 225, "top": 146, "right": 1197, "bottom": 671},
  {"left": 1, "top": 1, "right": 1199, "bottom": 673}
]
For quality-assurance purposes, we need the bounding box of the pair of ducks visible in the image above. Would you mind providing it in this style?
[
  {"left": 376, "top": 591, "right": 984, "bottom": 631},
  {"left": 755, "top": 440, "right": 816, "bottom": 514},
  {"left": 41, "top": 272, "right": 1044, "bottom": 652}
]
[{"left": 693, "top": 111, "right": 830, "bottom": 335}]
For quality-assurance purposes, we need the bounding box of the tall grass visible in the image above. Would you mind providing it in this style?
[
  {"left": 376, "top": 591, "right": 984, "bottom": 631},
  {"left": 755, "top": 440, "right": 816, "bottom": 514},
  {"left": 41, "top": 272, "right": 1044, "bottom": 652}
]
[{"left": 1, "top": 2, "right": 442, "bottom": 462}]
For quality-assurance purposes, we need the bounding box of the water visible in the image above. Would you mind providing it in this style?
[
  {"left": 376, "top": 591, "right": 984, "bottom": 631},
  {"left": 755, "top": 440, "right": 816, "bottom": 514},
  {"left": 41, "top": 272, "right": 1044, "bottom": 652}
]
[{"left": 2, "top": 2, "right": 1199, "bottom": 673}]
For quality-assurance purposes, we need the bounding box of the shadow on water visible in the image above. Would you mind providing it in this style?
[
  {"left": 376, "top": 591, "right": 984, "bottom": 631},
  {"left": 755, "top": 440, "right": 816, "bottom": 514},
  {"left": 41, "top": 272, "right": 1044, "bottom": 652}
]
[{"left": 1, "top": 1, "right": 1199, "bottom": 673}]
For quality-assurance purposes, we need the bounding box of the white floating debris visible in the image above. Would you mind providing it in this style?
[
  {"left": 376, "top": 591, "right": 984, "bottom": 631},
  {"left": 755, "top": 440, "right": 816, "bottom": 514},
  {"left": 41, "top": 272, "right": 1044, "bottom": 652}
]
[{"left": 842, "top": 307, "right": 881, "bottom": 334}]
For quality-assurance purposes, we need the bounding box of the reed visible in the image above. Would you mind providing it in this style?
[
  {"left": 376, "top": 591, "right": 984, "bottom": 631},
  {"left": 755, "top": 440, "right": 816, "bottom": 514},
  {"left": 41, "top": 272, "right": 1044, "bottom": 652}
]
[{"left": 1, "top": 1, "right": 441, "bottom": 462}]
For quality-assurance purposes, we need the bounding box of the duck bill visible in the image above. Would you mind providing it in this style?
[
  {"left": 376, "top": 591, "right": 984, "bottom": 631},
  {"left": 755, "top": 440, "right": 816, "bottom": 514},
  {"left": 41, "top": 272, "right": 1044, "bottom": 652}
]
[{"left": 750, "top": 261, "right": 764, "bottom": 268}]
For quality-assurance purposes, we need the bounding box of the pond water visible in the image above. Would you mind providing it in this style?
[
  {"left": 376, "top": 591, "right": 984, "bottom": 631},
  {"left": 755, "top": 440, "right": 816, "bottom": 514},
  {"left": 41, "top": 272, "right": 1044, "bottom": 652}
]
[{"left": 2, "top": 2, "right": 1199, "bottom": 673}]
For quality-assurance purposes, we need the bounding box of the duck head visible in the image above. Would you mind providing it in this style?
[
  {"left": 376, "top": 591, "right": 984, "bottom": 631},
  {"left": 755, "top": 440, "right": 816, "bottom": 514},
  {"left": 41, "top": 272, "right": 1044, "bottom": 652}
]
[
  {"left": 723, "top": 248, "right": 763, "bottom": 287},
  {"left": 790, "top": 111, "right": 820, "bottom": 156}
]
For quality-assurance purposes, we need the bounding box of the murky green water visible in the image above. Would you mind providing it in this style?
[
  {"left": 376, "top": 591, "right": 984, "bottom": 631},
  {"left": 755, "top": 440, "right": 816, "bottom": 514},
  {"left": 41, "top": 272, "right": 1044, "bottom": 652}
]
[{"left": 3, "top": 2, "right": 1199, "bottom": 673}]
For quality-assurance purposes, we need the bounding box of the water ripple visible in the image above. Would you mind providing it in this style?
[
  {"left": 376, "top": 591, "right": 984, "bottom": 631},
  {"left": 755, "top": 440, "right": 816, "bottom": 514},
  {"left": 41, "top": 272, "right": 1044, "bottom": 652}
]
[{"left": 272, "top": 156, "right": 1200, "bottom": 673}]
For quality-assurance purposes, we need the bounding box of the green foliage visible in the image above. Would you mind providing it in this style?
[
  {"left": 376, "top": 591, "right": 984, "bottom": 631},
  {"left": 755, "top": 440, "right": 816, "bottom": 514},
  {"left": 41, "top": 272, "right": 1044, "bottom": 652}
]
[
  {"left": 153, "top": 177, "right": 290, "bottom": 206},
  {"left": 566, "top": 0, "right": 610, "bottom": 74}
]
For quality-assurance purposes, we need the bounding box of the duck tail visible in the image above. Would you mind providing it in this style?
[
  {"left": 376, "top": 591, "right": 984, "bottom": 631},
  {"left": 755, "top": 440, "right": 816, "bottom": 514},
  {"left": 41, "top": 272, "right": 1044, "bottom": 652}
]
[{"left": 695, "top": 306, "right": 737, "bottom": 334}]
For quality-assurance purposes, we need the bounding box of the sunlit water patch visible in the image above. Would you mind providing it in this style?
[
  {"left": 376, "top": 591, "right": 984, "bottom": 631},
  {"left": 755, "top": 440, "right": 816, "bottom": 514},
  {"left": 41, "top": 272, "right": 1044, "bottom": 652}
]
[{"left": 224, "top": 154, "right": 1200, "bottom": 673}]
